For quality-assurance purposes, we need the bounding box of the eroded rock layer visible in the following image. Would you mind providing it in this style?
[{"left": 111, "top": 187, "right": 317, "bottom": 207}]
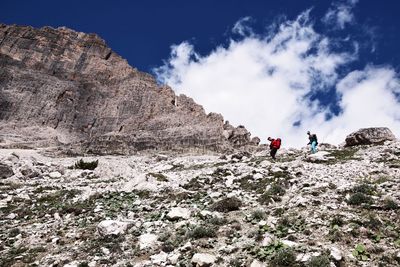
[{"left": 0, "top": 24, "right": 256, "bottom": 154}]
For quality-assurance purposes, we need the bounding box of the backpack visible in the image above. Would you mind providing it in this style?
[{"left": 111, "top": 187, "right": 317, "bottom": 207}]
[{"left": 272, "top": 138, "right": 281, "bottom": 149}]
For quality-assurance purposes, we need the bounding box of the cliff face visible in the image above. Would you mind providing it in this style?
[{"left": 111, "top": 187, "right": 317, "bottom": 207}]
[{"left": 0, "top": 24, "right": 256, "bottom": 154}]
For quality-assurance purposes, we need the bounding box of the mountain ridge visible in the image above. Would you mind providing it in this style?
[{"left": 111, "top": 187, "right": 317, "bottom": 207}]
[{"left": 0, "top": 23, "right": 258, "bottom": 155}]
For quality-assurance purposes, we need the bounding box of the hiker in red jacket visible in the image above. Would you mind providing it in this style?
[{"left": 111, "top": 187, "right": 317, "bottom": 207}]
[{"left": 267, "top": 137, "right": 281, "bottom": 160}]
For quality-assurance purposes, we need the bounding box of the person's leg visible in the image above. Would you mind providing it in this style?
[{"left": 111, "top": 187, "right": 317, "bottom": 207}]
[
  {"left": 311, "top": 141, "right": 317, "bottom": 153},
  {"left": 271, "top": 148, "right": 277, "bottom": 159}
]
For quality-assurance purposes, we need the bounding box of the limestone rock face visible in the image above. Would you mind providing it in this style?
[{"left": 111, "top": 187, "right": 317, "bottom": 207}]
[
  {"left": 0, "top": 24, "right": 257, "bottom": 154},
  {"left": 345, "top": 127, "right": 396, "bottom": 147}
]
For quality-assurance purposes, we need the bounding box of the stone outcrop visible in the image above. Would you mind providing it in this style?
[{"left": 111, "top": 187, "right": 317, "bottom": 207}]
[
  {"left": 0, "top": 163, "right": 13, "bottom": 179},
  {"left": 345, "top": 127, "right": 396, "bottom": 147},
  {"left": 97, "top": 220, "right": 129, "bottom": 236},
  {"left": 0, "top": 24, "right": 257, "bottom": 154}
]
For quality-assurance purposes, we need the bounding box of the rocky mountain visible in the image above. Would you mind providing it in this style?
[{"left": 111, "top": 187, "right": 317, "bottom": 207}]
[
  {"left": 0, "top": 24, "right": 258, "bottom": 154},
  {"left": 0, "top": 130, "right": 399, "bottom": 266}
]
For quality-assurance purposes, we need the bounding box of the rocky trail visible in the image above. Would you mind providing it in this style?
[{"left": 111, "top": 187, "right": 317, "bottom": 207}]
[{"left": 1, "top": 140, "right": 400, "bottom": 267}]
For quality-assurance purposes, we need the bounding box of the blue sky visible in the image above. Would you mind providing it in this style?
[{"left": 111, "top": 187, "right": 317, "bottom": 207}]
[
  {"left": 2, "top": 0, "right": 399, "bottom": 73},
  {"left": 2, "top": 0, "right": 400, "bottom": 146}
]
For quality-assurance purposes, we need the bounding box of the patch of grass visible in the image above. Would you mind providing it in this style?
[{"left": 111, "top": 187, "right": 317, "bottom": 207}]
[
  {"left": 229, "top": 258, "right": 244, "bottom": 267},
  {"left": 306, "top": 254, "right": 330, "bottom": 267},
  {"left": 313, "top": 148, "right": 360, "bottom": 164},
  {"left": 347, "top": 192, "right": 373, "bottom": 206},
  {"left": 328, "top": 225, "right": 343, "bottom": 242},
  {"left": 205, "top": 216, "right": 228, "bottom": 226},
  {"left": 252, "top": 240, "right": 288, "bottom": 262},
  {"left": 188, "top": 226, "right": 217, "bottom": 239},
  {"left": 261, "top": 215, "right": 305, "bottom": 238},
  {"left": 382, "top": 197, "right": 398, "bottom": 210},
  {"left": 330, "top": 148, "right": 360, "bottom": 161},
  {"left": 273, "top": 208, "right": 285, "bottom": 216},
  {"left": 352, "top": 243, "right": 369, "bottom": 261},
  {"left": 211, "top": 197, "right": 242, "bottom": 212},
  {"left": 269, "top": 247, "right": 297, "bottom": 267},
  {"left": 330, "top": 215, "right": 345, "bottom": 227},
  {"left": 346, "top": 182, "right": 377, "bottom": 206},
  {"left": 251, "top": 209, "right": 267, "bottom": 221},
  {"left": 374, "top": 176, "right": 391, "bottom": 184},
  {"left": 351, "top": 183, "right": 376, "bottom": 195},
  {"left": 73, "top": 159, "right": 98, "bottom": 170},
  {"left": 147, "top": 172, "right": 168, "bottom": 182}
]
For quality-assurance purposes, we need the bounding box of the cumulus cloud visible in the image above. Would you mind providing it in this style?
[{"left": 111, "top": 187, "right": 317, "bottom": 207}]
[
  {"left": 154, "top": 9, "right": 400, "bottom": 148},
  {"left": 323, "top": 0, "right": 358, "bottom": 29}
]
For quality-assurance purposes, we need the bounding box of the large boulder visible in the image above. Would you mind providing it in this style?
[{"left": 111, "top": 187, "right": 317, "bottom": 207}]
[
  {"left": 0, "top": 163, "right": 14, "bottom": 179},
  {"left": 97, "top": 220, "right": 128, "bottom": 236},
  {"left": 345, "top": 127, "right": 396, "bottom": 147},
  {"left": 166, "top": 207, "right": 191, "bottom": 220},
  {"left": 191, "top": 253, "right": 217, "bottom": 267}
]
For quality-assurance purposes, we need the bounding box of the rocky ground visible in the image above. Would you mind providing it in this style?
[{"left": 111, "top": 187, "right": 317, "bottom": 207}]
[{"left": 0, "top": 142, "right": 400, "bottom": 267}]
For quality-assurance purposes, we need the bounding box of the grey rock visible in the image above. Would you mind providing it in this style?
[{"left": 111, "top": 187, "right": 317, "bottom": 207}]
[
  {"left": 330, "top": 246, "right": 342, "bottom": 261},
  {"left": 191, "top": 253, "right": 217, "bottom": 267},
  {"left": 345, "top": 127, "right": 396, "bottom": 147},
  {"left": 97, "top": 220, "right": 128, "bottom": 236},
  {"left": 0, "top": 24, "right": 258, "bottom": 154},
  {"left": 0, "top": 163, "right": 13, "bottom": 178}
]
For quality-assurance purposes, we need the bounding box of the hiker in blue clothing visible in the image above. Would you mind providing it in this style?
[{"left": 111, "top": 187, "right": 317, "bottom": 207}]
[{"left": 307, "top": 131, "right": 318, "bottom": 153}]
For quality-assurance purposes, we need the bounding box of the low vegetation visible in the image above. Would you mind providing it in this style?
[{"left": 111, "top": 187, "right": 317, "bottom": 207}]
[
  {"left": 211, "top": 197, "right": 242, "bottom": 212},
  {"left": 73, "top": 159, "right": 99, "bottom": 170}
]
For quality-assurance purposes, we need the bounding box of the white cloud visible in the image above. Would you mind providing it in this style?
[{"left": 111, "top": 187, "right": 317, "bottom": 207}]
[
  {"left": 232, "top": 16, "right": 253, "bottom": 36},
  {"left": 154, "top": 10, "right": 400, "bottom": 148},
  {"left": 322, "top": 0, "right": 358, "bottom": 29}
]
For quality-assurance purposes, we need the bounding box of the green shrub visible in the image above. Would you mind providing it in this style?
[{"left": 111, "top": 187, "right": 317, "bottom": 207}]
[
  {"left": 306, "top": 254, "right": 330, "bottom": 267},
  {"left": 348, "top": 192, "right": 372, "bottom": 206},
  {"left": 251, "top": 209, "right": 267, "bottom": 221},
  {"left": 330, "top": 215, "right": 344, "bottom": 227},
  {"left": 352, "top": 183, "right": 376, "bottom": 195},
  {"left": 189, "top": 226, "right": 217, "bottom": 239},
  {"left": 211, "top": 197, "right": 242, "bottom": 212},
  {"left": 352, "top": 244, "right": 369, "bottom": 261},
  {"left": 269, "top": 247, "right": 297, "bottom": 267},
  {"left": 74, "top": 159, "right": 98, "bottom": 170},
  {"left": 383, "top": 197, "right": 398, "bottom": 210},
  {"left": 253, "top": 241, "right": 287, "bottom": 261}
]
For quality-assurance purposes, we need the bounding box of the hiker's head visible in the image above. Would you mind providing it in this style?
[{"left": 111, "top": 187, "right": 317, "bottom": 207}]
[
  {"left": 267, "top": 137, "right": 272, "bottom": 141},
  {"left": 307, "top": 131, "right": 310, "bottom": 135}
]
